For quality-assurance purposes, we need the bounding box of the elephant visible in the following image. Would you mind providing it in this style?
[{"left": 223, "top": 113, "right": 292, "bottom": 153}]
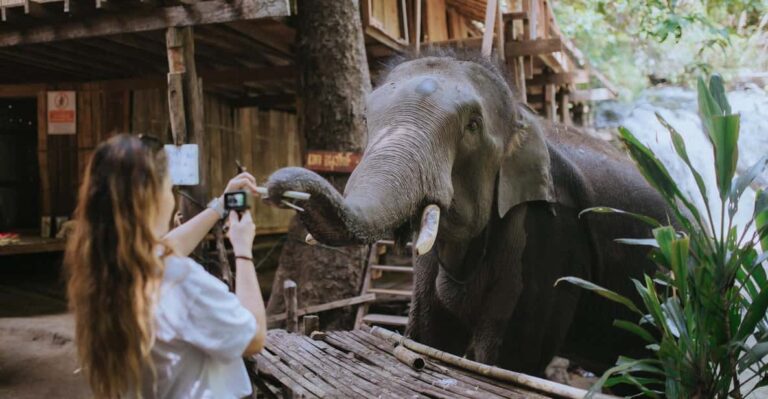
[{"left": 265, "top": 53, "right": 670, "bottom": 376}]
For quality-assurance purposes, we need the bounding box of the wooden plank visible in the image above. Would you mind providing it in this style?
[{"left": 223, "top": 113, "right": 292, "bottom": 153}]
[
  {"left": 370, "top": 264, "right": 413, "bottom": 273},
  {"left": 424, "top": 0, "right": 448, "bottom": 42},
  {"left": 481, "top": 0, "right": 497, "bottom": 57},
  {"left": 0, "top": 83, "right": 45, "bottom": 97},
  {"left": 527, "top": 70, "right": 588, "bottom": 86},
  {"left": 268, "top": 293, "right": 377, "bottom": 324},
  {"left": 0, "top": 237, "right": 65, "bottom": 256},
  {"left": 544, "top": 84, "right": 556, "bottom": 121},
  {"left": 297, "top": 335, "right": 421, "bottom": 398},
  {"left": 505, "top": 38, "right": 561, "bottom": 56},
  {"left": 367, "top": 288, "right": 412, "bottom": 297},
  {"left": 560, "top": 93, "right": 570, "bottom": 126},
  {"left": 362, "top": 313, "right": 409, "bottom": 326},
  {"left": 274, "top": 333, "right": 384, "bottom": 398},
  {"left": 414, "top": 0, "right": 422, "bottom": 54},
  {"left": 0, "top": 0, "right": 291, "bottom": 47}
]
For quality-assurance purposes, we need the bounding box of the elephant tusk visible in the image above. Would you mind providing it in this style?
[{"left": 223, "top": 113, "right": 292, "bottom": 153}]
[
  {"left": 415, "top": 205, "right": 440, "bottom": 256},
  {"left": 305, "top": 233, "right": 318, "bottom": 245}
]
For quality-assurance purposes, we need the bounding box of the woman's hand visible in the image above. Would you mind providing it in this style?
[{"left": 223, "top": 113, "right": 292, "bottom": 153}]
[
  {"left": 221, "top": 172, "right": 260, "bottom": 200},
  {"left": 226, "top": 211, "right": 256, "bottom": 257}
]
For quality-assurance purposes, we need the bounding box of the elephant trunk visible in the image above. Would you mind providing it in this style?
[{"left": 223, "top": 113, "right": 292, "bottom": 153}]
[{"left": 266, "top": 126, "right": 452, "bottom": 247}]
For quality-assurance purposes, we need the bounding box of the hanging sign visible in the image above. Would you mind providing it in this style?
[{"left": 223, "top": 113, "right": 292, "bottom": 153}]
[
  {"left": 47, "top": 91, "right": 76, "bottom": 135},
  {"left": 305, "top": 151, "right": 361, "bottom": 173},
  {"left": 164, "top": 144, "right": 199, "bottom": 185}
]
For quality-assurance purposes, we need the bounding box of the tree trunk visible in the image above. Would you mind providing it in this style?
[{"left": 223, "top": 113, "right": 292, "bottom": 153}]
[{"left": 267, "top": 0, "right": 371, "bottom": 330}]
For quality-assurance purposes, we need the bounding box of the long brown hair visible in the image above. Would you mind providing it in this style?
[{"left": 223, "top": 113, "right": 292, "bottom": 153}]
[{"left": 65, "top": 134, "right": 169, "bottom": 398}]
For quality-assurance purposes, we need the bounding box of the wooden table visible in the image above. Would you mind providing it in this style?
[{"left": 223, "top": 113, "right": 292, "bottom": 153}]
[
  {"left": 0, "top": 236, "right": 66, "bottom": 256},
  {"left": 253, "top": 329, "right": 553, "bottom": 398}
]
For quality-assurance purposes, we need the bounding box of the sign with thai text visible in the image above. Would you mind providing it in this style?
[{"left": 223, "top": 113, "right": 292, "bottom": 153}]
[
  {"left": 47, "top": 91, "right": 76, "bottom": 135},
  {"left": 305, "top": 151, "right": 361, "bottom": 173}
]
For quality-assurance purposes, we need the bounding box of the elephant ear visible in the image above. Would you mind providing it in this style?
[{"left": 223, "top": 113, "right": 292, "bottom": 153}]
[{"left": 497, "top": 113, "right": 555, "bottom": 218}]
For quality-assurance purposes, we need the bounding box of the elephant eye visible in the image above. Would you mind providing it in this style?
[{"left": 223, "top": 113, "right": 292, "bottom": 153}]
[{"left": 466, "top": 117, "right": 482, "bottom": 134}]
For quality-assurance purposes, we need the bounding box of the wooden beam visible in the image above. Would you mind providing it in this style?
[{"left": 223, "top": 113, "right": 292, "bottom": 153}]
[
  {"left": 480, "top": 0, "right": 497, "bottom": 57},
  {"left": 268, "top": 293, "right": 377, "bottom": 324},
  {"left": 544, "top": 84, "right": 556, "bottom": 121},
  {"left": 527, "top": 70, "right": 589, "bottom": 86},
  {"left": 506, "top": 38, "right": 562, "bottom": 57},
  {"left": 0, "top": 0, "right": 290, "bottom": 47}
]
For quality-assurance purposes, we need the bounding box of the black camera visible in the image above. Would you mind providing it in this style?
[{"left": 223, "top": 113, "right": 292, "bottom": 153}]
[{"left": 224, "top": 191, "right": 253, "bottom": 212}]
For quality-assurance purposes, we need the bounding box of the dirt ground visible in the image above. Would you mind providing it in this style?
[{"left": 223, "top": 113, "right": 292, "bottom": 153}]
[{"left": 0, "top": 253, "right": 89, "bottom": 398}]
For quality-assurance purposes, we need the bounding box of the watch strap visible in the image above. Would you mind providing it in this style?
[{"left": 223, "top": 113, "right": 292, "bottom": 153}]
[{"left": 207, "top": 197, "right": 226, "bottom": 220}]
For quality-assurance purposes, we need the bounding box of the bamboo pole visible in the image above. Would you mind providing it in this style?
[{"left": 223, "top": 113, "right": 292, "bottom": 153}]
[
  {"left": 370, "top": 326, "right": 619, "bottom": 399},
  {"left": 393, "top": 345, "right": 426, "bottom": 371}
]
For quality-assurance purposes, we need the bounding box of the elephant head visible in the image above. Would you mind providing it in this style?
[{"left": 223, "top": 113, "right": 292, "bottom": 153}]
[{"left": 266, "top": 55, "right": 554, "bottom": 253}]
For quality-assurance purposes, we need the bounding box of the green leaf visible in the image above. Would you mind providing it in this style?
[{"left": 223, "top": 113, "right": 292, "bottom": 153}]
[
  {"left": 730, "top": 156, "right": 768, "bottom": 214},
  {"left": 614, "top": 319, "right": 656, "bottom": 343},
  {"left": 619, "top": 127, "right": 685, "bottom": 204},
  {"left": 619, "top": 126, "right": 704, "bottom": 231},
  {"left": 698, "top": 76, "right": 722, "bottom": 138},
  {"left": 615, "top": 238, "right": 661, "bottom": 247},
  {"left": 580, "top": 206, "right": 662, "bottom": 227},
  {"left": 555, "top": 276, "right": 643, "bottom": 315},
  {"left": 652, "top": 226, "right": 690, "bottom": 298},
  {"left": 755, "top": 190, "right": 768, "bottom": 252},
  {"left": 709, "top": 74, "right": 731, "bottom": 115},
  {"left": 738, "top": 342, "right": 768, "bottom": 372},
  {"left": 656, "top": 112, "right": 710, "bottom": 208},
  {"left": 736, "top": 284, "right": 768, "bottom": 341},
  {"left": 586, "top": 359, "right": 660, "bottom": 399},
  {"left": 710, "top": 114, "right": 740, "bottom": 200}
]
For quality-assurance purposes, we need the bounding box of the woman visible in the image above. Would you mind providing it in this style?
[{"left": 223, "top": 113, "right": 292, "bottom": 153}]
[{"left": 65, "top": 134, "right": 267, "bottom": 398}]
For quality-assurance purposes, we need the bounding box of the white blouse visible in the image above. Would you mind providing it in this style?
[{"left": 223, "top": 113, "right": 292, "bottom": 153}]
[{"left": 137, "top": 255, "right": 257, "bottom": 399}]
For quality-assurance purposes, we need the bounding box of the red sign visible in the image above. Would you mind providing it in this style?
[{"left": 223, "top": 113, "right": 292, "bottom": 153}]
[
  {"left": 47, "top": 91, "right": 76, "bottom": 135},
  {"left": 305, "top": 151, "right": 361, "bottom": 173}
]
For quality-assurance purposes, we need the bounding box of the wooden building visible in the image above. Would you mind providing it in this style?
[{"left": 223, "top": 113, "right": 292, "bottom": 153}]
[{"left": 0, "top": 0, "right": 612, "bottom": 255}]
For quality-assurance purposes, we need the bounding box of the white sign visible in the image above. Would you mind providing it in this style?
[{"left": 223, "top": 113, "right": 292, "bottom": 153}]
[
  {"left": 164, "top": 144, "right": 199, "bottom": 186},
  {"left": 47, "top": 91, "right": 76, "bottom": 135}
]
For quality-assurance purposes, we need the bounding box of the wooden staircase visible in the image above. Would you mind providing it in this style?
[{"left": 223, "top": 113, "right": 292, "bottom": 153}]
[{"left": 354, "top": 240, "right": 414, "bottom": 329}]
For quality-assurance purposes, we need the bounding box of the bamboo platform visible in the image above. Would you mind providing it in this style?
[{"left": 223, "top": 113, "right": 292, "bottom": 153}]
[{"left": 253, "top": 327, "right": 611, "bottom": 399}]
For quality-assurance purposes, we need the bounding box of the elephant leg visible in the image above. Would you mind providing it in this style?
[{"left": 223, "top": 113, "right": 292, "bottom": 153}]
[
  {"left": 407, "top": 252, "right": 469, "bottom": 356},
  {"left": 499, "top": 203, "right": 590, "bottom": 375},
  {"left": 464, "top": 278, "right": 522, "bottom": 365},
  {"left": 464, "top": 205, "right": 527, "bottom": 365}
]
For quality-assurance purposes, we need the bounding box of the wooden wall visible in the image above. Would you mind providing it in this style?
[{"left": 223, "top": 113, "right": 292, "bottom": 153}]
[{"left": 22, "top": 84, "right": 299, "bottom": 236}]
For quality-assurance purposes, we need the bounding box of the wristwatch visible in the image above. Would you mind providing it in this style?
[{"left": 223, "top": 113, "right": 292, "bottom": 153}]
[{"left": 207, "top": 197, "right": 227, "bottom": 220}]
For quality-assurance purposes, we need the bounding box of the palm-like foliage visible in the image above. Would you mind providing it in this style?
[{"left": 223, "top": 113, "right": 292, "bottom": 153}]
[{"left": 557, "top": 75, "right": 768, "bottom": 398}]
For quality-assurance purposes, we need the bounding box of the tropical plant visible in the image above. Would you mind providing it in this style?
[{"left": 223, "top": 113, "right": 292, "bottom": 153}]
[{"left": 556, "top": 74, "right": 768, "bottom": 398}]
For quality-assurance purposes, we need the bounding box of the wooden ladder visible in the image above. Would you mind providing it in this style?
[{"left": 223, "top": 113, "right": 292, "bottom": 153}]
[{"left": 354, "top": 240, "right": 413, "bottom": 329}]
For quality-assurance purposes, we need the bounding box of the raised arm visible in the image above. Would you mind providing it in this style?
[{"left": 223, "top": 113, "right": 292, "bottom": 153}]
[
  {"left": 164, "top": 172, "right": 259, "bottom": 256},
  {"left": 226, "top": 210, "right": 267, "bottom": 356}
]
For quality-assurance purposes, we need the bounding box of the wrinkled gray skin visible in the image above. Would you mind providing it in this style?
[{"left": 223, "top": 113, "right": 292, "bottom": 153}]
[{"left": 266, "top": 55, "right": 668, "bottom": 375}]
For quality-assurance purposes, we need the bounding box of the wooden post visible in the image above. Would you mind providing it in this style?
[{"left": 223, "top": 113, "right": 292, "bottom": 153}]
[
  {"left": 414, "top": 0, "right": 421, "bottom": 55},
  {"left": 544, "top": 84, "right": 557, "bottom": 121},
  {"left": 481, "top": 0, "right": 498, "bottom": 58},
  {"left": 560, "top": 92, "right": 571, "bottom": 126},
  {"left": 166, "top": 27, "right": 233, "bottom": 287},
  {"left": 302, "top": 315, "right": 319, "bottom": 336},
  {"left": 284, "top": 279, "right": 298, "bottom": 333},
  {"left": 494, "top": 0, "right": 504, "bottom": 60}
]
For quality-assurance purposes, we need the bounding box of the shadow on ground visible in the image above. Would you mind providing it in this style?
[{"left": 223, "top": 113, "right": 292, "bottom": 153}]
[{"left": 0, "top": 253, "right": 89, "bottom": 399}]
